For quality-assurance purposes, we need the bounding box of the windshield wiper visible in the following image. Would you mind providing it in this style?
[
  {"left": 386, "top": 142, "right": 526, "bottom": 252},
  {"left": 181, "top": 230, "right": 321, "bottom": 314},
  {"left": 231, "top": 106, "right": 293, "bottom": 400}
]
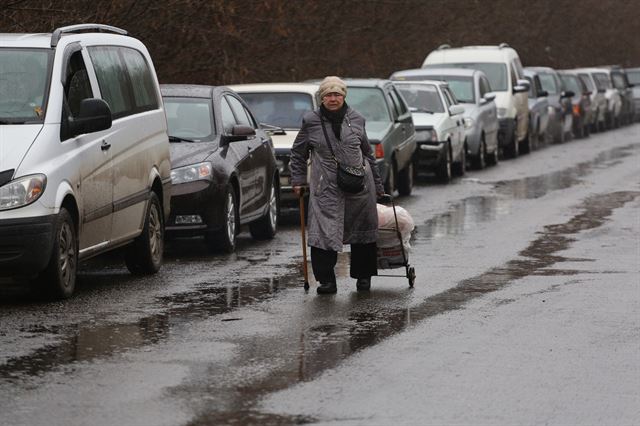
[
  {"left": 259, "top": 122, "right": 287, "bottom": 135},
  {"left": 413, "top": 108, "right": 435, "bottom": 114},
  {"left": 0, "top": 119, "right": 26, "bottom": 124},
  {"left": 169, "top": 135, "right": 195, "bottom": 143}
]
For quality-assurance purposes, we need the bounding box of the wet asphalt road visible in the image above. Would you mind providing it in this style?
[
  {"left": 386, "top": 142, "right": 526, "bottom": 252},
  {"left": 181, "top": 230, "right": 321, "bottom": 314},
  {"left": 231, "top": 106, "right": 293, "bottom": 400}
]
[{"left": 1, "top": 125, "right": 639, "bottom": 426}]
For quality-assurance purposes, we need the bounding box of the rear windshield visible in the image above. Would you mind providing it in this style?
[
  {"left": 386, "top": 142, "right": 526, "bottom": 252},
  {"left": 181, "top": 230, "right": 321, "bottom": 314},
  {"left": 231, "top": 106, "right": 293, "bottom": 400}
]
[
  {"left": 0, "top": 48, "right": 52, "bottom": 124},
  {"left": 163, "top": 97, "right": 215, "bottom": 141},
  {"left": 627, "top": 70, "right": 640, "bottom": 85},
  {"left": 346, "top": 87, "right": 392, "bottom": 123},
  {"left": 426, "top": 62, "right": 507, "bottom": 91},
  {"left": 414, "top": 75, "right": 474, "bottom": 103},
  {"left": 395, "top": 84, "right": 445, "bottom": 113},
  {"left": 237, "top": 92, "right": 313, "bottom": 129}
]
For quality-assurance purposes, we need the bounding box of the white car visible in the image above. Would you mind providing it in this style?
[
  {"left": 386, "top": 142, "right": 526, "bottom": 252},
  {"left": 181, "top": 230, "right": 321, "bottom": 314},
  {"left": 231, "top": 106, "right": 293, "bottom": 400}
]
[
  {"left": 392, "top": 80, "right": 465, "bottom": 182},
  {"left": 0, "top": 24, "right": 172, "bottom": 298},
  {"left": 422, "top": 43, "right": 530, "bottom": 158},
  {"left": 577, "top": 68, "right": 622, "bottom": 129},
  {"left": 229, "top": 83, "right": 318, "bottom": 207}
]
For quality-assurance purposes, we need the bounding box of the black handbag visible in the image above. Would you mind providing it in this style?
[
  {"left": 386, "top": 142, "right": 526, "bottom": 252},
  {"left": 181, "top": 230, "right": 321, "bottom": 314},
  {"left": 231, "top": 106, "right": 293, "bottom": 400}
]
[{"left": 319, "top": 116, "right": 366, "bottom": 193}]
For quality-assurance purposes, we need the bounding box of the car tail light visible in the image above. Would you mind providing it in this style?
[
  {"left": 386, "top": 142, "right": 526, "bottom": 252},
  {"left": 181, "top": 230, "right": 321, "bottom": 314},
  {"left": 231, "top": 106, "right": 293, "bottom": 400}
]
[{"left": 374, "top": 144, "right": 384, "bottom": 159}]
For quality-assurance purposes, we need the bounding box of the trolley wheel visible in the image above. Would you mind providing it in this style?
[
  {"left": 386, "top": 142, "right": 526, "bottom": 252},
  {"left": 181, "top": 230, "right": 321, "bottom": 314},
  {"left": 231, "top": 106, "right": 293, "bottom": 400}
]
[{"left": 407, "top": 266, "right": 416, "bottom": 288}]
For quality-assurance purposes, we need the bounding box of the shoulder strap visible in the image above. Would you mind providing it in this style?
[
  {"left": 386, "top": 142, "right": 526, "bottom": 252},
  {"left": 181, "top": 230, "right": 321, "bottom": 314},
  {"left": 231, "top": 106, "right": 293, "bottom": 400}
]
[{"left": 315, "top": 111, "right": 337, "bottom": 161}]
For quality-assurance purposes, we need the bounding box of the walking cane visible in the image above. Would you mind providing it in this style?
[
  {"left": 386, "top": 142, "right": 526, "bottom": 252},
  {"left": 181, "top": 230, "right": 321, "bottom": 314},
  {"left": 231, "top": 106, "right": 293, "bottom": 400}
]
[{"left": 298, "top": 186, "right": 310, "bottom": 291}]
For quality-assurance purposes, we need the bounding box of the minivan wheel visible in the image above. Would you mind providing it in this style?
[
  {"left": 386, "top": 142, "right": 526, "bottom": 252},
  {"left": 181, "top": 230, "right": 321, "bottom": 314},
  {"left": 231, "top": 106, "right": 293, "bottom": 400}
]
[
  {"left": 249, "top": 175, "right": 279, "bottom": 240},
  {"left": 125, "top": 192, "right": 163, "bottom": 275},
  {"left": 397, "top": 162, "right": 413, "bottom": 196},
  {"left": 37, "top": 207, "right": 77, "bottom": 299},
  {"left": 206, "top": 184, "right": 237, "bottom": 253}
]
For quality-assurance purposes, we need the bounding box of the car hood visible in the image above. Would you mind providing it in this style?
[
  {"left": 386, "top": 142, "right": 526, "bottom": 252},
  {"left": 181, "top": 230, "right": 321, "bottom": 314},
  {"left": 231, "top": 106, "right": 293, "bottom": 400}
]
[
  {"left": 411, "top": 112, "right": 447, "bottom": 129},
  {"left": 271, "top": 130, "right": 299, "bottom": 150},
  {"left": 0, "top": 124, "right": 42, "bottom": 173},
  {"left": 365, "top": 121, "right": 392, "bottom": 141},
  {"left": 170, "top": 141, "right": 220, "bottom": 169}
]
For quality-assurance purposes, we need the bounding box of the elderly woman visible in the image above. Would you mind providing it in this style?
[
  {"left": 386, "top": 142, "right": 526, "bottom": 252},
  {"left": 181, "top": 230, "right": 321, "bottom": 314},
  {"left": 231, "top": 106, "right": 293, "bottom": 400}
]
[{"left": 291, "top": 76, "right": 384, "bottom": 294}]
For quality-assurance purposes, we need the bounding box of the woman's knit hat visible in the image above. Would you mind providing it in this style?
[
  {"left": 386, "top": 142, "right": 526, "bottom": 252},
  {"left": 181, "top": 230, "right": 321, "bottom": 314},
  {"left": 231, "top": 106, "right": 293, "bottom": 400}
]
[{"left": 318, "top": 76, "right": 347, "bottom": 99}]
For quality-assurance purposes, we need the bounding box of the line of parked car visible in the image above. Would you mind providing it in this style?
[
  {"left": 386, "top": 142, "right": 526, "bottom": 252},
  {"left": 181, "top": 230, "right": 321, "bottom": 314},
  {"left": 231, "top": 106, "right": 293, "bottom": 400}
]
[{"left": 1, "top": 25, "right": 638, "bottom": 298}]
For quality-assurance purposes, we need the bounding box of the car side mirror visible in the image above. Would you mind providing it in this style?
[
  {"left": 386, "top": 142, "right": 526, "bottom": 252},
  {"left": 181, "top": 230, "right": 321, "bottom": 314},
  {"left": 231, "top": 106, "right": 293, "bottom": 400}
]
[
  {"left": 538, "top": 90, "right": 549, "bottom": 97},
  {"left": 65, "top": 98, "right": 112, "bottom": 138},
  {"left": 513, "top": 79, "right": 530, "bottom": 94},
  {"left": 221, "top": 124, "right": 256, "bottom": 145},
  {"left": 480, "top": 93, "right": 496, "bottom": 105},
  {"left": 598, "top": 88, "right": 606, "bottom": 94},
  {"left": 449, "top": 105, "right": 465, "bottom": 115},
  {"left": 561, "top": 90, "right": 575, "bottom": 98}
]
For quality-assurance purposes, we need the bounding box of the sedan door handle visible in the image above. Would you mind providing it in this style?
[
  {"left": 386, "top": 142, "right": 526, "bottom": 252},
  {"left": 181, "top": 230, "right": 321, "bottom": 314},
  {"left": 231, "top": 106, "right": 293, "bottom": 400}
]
[{"left": 100, "top": 140, "right": 111, "bottom": 151}]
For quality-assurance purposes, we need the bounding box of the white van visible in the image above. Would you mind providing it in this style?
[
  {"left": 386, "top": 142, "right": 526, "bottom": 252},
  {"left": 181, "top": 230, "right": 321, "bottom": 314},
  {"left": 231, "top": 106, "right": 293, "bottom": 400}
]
[
  {"left": 423, "top": 43, "right": 530, "bottom": 157},
  {"left": 0, "top": 24, "right": 171, "bottom": 298}
]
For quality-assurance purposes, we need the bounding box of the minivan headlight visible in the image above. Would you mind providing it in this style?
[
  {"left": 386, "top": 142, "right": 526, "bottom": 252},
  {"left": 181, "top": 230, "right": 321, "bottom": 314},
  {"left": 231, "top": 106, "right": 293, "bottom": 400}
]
[
  {"left": 171, "top": 162, "right": 213, "bottom": 184},
  {"left": 0, "top": 174, "right": 46, "bottom": 210}
]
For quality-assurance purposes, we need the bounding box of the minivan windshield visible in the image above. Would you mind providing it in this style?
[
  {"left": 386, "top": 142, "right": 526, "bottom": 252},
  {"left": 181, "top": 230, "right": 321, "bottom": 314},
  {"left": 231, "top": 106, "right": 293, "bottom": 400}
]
[
  {"left": 0, "top": 48, "right": 52, "bottom": 123},
  {"left": 427, "top": 62, "right": 507, "bottom": 91},
  {"left": 237, "top": 92, "right": 313, "bottom": 129},
  {"left": 346, "top": 87, "right": 392, "bottom": 123},
  {"left": 394, "top": 84, "right": 445, "bottom": 113},
  {"left": 164, "top": 97, "right": 216, "bottom": 142}
]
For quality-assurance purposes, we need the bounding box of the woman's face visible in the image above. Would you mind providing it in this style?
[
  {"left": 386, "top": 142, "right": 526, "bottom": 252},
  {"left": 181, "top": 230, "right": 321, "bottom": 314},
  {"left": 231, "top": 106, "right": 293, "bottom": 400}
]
[{"left": 322, "top": 92, "right": 345, "bottom": 111}]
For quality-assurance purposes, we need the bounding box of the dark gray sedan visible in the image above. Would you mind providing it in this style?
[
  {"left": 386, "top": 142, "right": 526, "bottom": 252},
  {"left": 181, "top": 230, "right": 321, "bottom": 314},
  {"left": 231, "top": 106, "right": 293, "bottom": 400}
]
[
  {"left": 390, "top": 67, "right": 499, "bottom": 169},
  {"left": 161, "top": 84, "right": 280, "bottom": 253}
]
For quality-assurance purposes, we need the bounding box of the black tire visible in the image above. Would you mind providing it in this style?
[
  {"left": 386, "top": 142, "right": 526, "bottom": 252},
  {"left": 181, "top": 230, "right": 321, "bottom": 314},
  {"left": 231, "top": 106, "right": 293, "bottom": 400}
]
[
  {"left": 504, "top": 127, "right": 519, "bottom": 158},
  {"left": 249, "top": 175, "right": 279, "bottom": 240},
  {"left": 435, "top": 142, "right": 452, "bottom": 182},
  {"left": 384, "top": 161, "right": 396, "bottom": 195},
  {"left": 125, "top": 192, "right": 164, "bottom": 274},
  {"left": 36, "top": 207, "right": 77, "bottom": 299},
  {"left": 397, "top": 162, "right": 413, "bottom": 196},
  {"left": 205, "top": 184, "right": 237, "bottom": 253},
  {"left": 452, "top": 143, "right": 466, "bottom": 176},
  {"left": 473, "top": 137, "right": 487, "bottom": 170}
]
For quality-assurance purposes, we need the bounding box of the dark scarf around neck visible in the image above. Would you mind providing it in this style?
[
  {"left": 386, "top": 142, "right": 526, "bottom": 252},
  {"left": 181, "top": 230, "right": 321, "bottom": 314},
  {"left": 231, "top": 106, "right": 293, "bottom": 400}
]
[{"left": 320, "top": 102, "right": 348, "bottom": 139}]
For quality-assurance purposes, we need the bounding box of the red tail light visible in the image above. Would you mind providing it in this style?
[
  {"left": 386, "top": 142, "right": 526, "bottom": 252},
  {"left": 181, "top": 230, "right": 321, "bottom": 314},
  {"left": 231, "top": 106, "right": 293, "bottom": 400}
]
[
  {"left": 374, "top": 143, "right": 385, "bottom": 159},
  {"left": 573, "top": 104, "right": 581, "bottom": 116}
]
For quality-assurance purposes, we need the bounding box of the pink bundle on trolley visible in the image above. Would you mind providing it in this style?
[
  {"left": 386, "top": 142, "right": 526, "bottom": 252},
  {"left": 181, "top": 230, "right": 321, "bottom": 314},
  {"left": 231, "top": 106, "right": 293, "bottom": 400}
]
[{"left": 376, "top": 203, "right": 415, "bottom": 269}]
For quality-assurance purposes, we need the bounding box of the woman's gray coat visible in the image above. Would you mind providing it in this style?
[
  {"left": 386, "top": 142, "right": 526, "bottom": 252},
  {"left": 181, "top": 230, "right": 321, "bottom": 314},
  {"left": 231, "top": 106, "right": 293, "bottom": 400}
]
[{"left": 290, "top": 107, "right": 384, "bottom": 251}]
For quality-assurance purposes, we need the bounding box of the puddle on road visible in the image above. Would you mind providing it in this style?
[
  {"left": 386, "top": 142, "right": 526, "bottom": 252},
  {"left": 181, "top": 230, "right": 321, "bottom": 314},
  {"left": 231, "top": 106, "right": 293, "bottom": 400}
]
[{"left": 417, "top": 144, "right": 636, "bottom": 241}]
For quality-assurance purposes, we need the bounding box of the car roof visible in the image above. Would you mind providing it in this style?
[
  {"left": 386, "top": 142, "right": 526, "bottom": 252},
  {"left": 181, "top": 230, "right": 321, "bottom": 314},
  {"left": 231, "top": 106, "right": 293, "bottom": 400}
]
[
  {"left": 576, "top": 67, "right": 611, "bottom": 74},
  {"left": 392, "top": 79, "right": 447, "bottom": 88},
  {"left": 425, "top": 44, "right": 519, "bottom": 63},
  {"left": 0, "top": 33, "right": 52, "bottom": 48},
  {"left": 392, "top": 67, "right": 478, "bottom": 79},
  {"left": 228, "top": 82, "right": 319, "bottom": 95},
  {"left": 0, "top": 27, "right": 144, "bottom": 52},
  {"left": 525, "top": 66, "right": 556, "bottom": 74},
  {"left": 342, "top": 78, "right": 391, "bottom": 88},
  {"left": 160, "top": 84, "right": 222, "bottom": 98}
]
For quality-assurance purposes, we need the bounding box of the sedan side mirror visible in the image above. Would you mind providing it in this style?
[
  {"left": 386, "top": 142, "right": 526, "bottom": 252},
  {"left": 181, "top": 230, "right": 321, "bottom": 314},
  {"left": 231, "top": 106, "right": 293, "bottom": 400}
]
[
  {"left": 449, "top": 105, "right": 465, "bottom": 116},
  {"left": 598, "top": 88, "right": 606, "bottom": 94},
  {"left": 65, "top": 98, "right": 112, "bottom": 138},
  {"left": 561, "top": 90, "right": 575, "bottom": 98},
  {"left": 538, "top": 90, "right": 549, "bottom": 97},
  {"left": 221, "top": 124, "right": 256, "bottom": 145}
]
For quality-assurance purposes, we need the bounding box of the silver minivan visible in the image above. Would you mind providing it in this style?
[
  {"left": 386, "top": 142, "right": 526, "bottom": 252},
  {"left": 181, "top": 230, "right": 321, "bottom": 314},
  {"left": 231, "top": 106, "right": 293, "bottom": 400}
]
[{"left": 0, "top": 24, "right": 171, "bottom": 298}]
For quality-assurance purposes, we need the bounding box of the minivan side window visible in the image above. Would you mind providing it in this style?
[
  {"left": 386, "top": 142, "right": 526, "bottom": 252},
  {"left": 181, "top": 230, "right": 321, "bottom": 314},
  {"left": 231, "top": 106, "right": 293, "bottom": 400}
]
[
  {"left": 88, "top": 46, "right": 133, "bottom": 119},
  {"left": 63, "top": 50, "right": 93, "bottom": 119},
  {"left": 88, "top": 46, "right": 159, "bottom": 119},
  {"left": 120, "top": 48, "right": 159, "bottom": 112}
]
